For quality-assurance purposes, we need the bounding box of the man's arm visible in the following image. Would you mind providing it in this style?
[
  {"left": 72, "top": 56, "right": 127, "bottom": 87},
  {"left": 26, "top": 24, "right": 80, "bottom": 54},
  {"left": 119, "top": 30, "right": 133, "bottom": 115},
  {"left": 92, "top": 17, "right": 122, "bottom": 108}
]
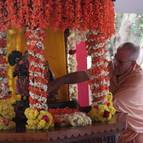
[
  {"left": 109, "top": 74, "right": 118, "bottom": 94},
  {"left": 47, "top": 71, "right": 89, "bottom": 94},
  {"left": 108, "top": 61, "right": 119, "bottom": 94}
]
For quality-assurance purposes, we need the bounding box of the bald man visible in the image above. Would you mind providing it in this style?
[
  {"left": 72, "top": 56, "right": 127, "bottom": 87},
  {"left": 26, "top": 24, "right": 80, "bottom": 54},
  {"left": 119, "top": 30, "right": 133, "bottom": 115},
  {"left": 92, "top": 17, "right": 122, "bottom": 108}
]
[{"left": 110, "top": 42, "right": 143, "bottom": 143}]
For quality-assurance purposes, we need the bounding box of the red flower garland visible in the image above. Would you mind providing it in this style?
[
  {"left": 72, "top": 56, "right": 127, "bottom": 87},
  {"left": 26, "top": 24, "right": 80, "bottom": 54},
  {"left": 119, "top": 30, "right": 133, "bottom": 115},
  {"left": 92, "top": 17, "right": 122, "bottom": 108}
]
[
  {"left": 63, "top": 0, "right": 74, "bottom": 29},
  {"left": 73, "top": 0, "right": 82, "bottom": 30},
  {"left": 0, "top": 0, "right": 114, "bottom": 33},
  {"left": 0, "top": 32, "right": 10, "bottom": 99},
  {"left": 0, "top": 1, "right": 9, "bottom": 31},
  {"left": 26, "top": 29, "right": 48, "bottom": 110}
]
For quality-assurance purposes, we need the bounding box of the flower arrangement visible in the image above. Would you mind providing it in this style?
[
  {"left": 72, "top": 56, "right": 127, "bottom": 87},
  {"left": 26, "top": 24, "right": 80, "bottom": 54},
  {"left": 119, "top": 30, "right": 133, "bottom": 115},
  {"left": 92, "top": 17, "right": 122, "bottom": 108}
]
[
  {"left": 0, "top": 100, "right": 16, "bottom": 129},
  {"left": 24, "top": 107, "right": 54, "bottom": 130},
  {"left": 49, "top": 109, "right": 92, "bottom": 127},
  {"left": 88, "top": 92, "right": 116, "bottom": 122},
  {"left": 68, "top": 112, "right": 92, "bottom": 127}
]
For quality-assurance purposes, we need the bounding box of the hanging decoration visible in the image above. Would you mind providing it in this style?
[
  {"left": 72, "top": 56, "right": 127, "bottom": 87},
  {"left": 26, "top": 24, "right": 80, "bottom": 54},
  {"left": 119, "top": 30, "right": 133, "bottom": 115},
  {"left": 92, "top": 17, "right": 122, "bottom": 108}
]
[
  {"left": 86, "top": 31, "right": 116, "bottom": 121},
  {"left": 25, "top": 28, "right": 48, "bottom": 110},
  {"left": 86, "top": 0, "right": 116, "bottom": 121},
  {"left": 25, "top": 28, "right": 55, "bottom": 129},
  {"left": 0, "top": 0, "right": 114, "bottom": 33}
]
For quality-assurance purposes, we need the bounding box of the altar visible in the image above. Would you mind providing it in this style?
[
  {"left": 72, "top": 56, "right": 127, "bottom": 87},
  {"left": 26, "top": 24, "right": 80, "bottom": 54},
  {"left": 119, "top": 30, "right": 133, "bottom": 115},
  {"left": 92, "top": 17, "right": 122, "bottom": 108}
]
[
  {"left": 0, "top": 1, "right": 124, "bottom": 143},
  {"left": 0, "top": 113, "right": 126, "bottom": 143}
]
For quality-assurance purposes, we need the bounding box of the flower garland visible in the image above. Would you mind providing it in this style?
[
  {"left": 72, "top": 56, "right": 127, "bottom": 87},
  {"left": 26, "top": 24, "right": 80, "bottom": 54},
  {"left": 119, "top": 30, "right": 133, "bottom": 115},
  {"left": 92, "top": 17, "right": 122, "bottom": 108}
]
[
  {"left": 88, "top": 92, "right": 116, "bottom": 122},
  {"left": 25, "top": 29, "right": 55, "bottom": 130},
  {"left": 0, "top": 1, "right": 8, "bottom": 31},
  {"left": 0, "top": 32, "right": 10, "bottom": 100},
  {"left": 0, "top": 100, "right": 16, "bottom": 130},
  {"left": 25, "top": 28, "right": 48, "bottom": 110},
  {"left": 54, "top": 112, "right": 92, "bottom": 127},
  {"left": 0, "top": 32, "right": 16, "bottom": 129},
  {"left": 0, "top": 0, "right": 114, "bottom": 33},
  {"left": 83, "top": 0, "right": 115, "bottom": 122},
  {"left": 24, "top": 108, "right": 54, "bottom": 130},
  {"left": 67, "top": 31, "right": 78, "bottom": 100},
  {"left": 62, "top": 0, "right": 74, "bottom": 29},
  {"left": 86, "top": 31, "right": 116, "bottom": 121}
]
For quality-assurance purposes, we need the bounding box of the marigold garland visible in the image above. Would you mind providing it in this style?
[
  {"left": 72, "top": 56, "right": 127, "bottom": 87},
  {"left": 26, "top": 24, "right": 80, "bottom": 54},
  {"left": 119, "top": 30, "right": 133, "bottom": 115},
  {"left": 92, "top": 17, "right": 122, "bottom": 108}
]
[{"left": 24, "top": 107, "right": 54, "bottom": 130}]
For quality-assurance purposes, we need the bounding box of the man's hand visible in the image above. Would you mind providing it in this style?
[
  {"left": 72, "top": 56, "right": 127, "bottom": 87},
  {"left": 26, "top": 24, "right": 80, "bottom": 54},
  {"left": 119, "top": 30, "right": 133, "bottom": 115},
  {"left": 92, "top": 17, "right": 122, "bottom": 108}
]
[{"left": 47, "top": 71, "right": 89, "bottom": 94}]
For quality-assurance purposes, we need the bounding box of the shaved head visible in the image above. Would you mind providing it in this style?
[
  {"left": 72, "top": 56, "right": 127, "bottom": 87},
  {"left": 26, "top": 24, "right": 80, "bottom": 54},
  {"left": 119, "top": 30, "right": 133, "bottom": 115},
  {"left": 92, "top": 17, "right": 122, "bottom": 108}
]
[
  {"left": 118, "top": 42, "right": 140, "bottom": 62},
  {"left": 114, "top": 42, "right": 140, "bottom": 76}
]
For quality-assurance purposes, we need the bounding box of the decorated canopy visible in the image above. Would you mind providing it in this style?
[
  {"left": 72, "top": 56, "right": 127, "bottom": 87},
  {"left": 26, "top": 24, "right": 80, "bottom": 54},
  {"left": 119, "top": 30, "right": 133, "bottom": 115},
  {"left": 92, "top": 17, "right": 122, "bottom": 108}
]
[
  {"left": 0, "top": 0, "right": 114, "bottom": 36},
  {"left": 0, "top": 0, "right": 116, "bottom": 130}
]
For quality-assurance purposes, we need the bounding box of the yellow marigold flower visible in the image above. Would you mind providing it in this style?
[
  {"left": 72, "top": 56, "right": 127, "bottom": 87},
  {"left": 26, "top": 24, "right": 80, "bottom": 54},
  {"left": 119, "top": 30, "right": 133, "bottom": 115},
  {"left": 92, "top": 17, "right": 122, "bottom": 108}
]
[
  {"left": 37, "top": 120, "right": 46, "bottom": 130},
  {"left": 25, "top": 108, "right": 39, "bottom": 120}
]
